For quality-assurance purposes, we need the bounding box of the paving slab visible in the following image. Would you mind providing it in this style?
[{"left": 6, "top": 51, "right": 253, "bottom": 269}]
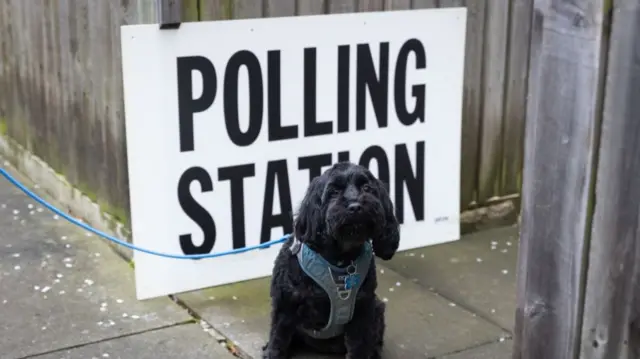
[
  {"left": 178, "top": 262, "right": 507, "bottom": 358},
  {"left": 438, "top": 340, "right": 513, "bottom": 359},
  {"left": 31, "top": 324, "right": 235, "bottom": 359},
  {"left": 0, "top": 167, "right": 194, "bottom": 359},
  {"left": 384, "top": 226, "right": 519, "bottom": 332}
]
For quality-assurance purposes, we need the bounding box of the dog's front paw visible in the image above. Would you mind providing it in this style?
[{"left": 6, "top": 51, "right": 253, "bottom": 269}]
[{"left": 262, "top": 345, "right": 288, "bottom": 359}]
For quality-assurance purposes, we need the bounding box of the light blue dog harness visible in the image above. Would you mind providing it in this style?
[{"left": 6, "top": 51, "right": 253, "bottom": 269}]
[{"left": 290, "top": 236, "right": 373, "bottom": 339}]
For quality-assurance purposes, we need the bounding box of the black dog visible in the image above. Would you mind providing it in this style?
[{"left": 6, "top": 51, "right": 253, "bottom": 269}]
[{"left": 263, "top": 162, "right": 400, "bottom": 359}]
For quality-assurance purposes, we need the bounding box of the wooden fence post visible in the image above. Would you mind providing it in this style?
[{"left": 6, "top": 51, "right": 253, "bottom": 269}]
[
  {"left": 513, "top": 0, "right": 608, "bottom": 358},
  {"left": 158, "top": 0, "right": 182, "bottom": 29},
  {"left": 579, "top": 2, "right": 640, "bottom": 359}
]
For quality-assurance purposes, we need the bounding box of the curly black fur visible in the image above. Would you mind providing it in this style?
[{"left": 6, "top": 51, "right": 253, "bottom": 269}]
[{"left": 263, "top": 162, "right": 400, "bottom": 359}]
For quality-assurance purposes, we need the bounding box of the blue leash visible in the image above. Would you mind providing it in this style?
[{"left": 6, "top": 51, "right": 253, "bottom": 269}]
[{"left": 0, "top": 167, "right": 290, "bottom": 260}]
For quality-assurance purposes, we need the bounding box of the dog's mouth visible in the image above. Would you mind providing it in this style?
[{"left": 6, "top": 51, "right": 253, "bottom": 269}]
[{"left": 336, "top": 222, "right": 369, "bottom": 242}]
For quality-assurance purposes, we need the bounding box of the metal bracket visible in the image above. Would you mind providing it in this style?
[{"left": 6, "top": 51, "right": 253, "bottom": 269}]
[{"left": 158, "top": 0, "right": 182, "bottom": 30}]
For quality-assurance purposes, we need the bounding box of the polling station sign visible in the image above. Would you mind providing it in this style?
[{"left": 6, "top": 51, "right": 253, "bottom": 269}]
[{"left": 121, "top": 8, "right": 467, "bottom": 300}]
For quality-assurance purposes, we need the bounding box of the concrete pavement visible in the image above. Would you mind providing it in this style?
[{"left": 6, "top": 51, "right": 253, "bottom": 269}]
[{"left": 0, "top": 165, "right": 234, "bottom": 359}]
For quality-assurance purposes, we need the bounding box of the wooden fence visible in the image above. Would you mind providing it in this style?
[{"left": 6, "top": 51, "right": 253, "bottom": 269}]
[
  {"left": 0, "top": 0, "right": 532, "bottom": 226},
  {"left": 514, "top": 0, "right": 640, "bottom": 358}
]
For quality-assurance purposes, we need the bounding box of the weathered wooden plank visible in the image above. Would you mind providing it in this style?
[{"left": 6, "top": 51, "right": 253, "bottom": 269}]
[
  {"left": 57, "top": 0, "right": 76, "bottom": 180},
  {"left": 438, "top": 0, "right": 465, "bottom": 8},
  {"left": 3, "top": 0, "right": 15, "bottom": 130},
  {"left": 297, "top": 0, "right": 327, "bottom": 14},
  {"left": 127, "top": 0, "right": 158, "bottom": 24},
  {"left": 385, "top": 0, "right": 411, "bottom": 10},
  {"left": 26, "top": 1, "right": 38, "bottom": 153},
  {"left": 108, "top": 2, "right": 128, "bottom": 219},
  {"left": 264, "top": 0, "right": 296, "bottom": 17},
  {"left": 75, "top": 0, "right": 96, "bottom": 191},
  {"left": 22, "top": 0, "right": 36, "bottom": 150},
  {"left": 513, "top": 0, "right": 608, "bottom": 358},
  {"left": 234, "top": 0, "right": 264, "bottom": 19},
  {"left": 500, "top": 0, "right": 533, "bottom": 196},
  {"left": 0, "top": 1, "right": 8, "bottom": 121},
  {"left": 200, "top": 0, "right": 233, "bottom": 20},
  {"left": 157, "top": 0, "right": 181, "bottom": 25},
  {"left": 579, "top": 3, "right": 640, "bottom": 359},
  {"left": 5, "top": 0, "right": 16, "bottom": 138},
  {"left": 410, "top": 0, "right": 438, "bottom": 9},
  {"left": 182, "top": 0, "right": 199, "bottom": 21},
  {"left": 88, "top": 0, "right": 109, "bottom": 203},
  {"left": 476, "top": 0, "right": 509, "bottom": 204},
  {"left": 0, "top": 0, "right": 11, "bottom": 130},
  {"left": 3, "top": 0, "right": 15, "bottom": 136},
  {"left": 459, "top": 0, "right": 486, "bottom": 209},
  {"left": 44, "top": 0, "right": 60, "bottom": 170},
  {"left": 50, "top": 1, "right": 64, "bottom": 168},
  {"left": 358, "top": 0, "right": 385, "bottom": 12},
  {"left": 65, "top": 0, "right": 87, "bottom": 185},
  {"left": 38, "top": 1, "right": 53, "bottom": 165},
  {"left": 329, "top": 0, "right": 357, "bottom": 13},
  {"left": 12, "top": 0, "right": 26, "bottom": 143}
]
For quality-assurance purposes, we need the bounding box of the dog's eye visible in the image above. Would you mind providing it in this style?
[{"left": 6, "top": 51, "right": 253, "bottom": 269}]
[
  {"left": 362, "top": 184, "right": 371, "bottom": 192},
  {"left": 329, "top": 188, "right": 340, "bottom": 197}
]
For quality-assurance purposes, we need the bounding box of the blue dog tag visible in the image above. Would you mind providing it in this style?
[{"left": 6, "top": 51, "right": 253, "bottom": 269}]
[{"left": 345, "top": 274, "right": 360, "bottom": 290}]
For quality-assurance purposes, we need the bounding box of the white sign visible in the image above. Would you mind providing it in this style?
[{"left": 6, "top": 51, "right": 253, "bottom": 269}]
[{"left": 121, "top": 8, "right": 467, "bottom": 300}]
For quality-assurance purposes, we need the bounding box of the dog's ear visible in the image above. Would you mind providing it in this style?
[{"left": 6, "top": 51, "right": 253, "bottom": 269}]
[
  {"left": 294, "top": 175, "right": 326, "bottom": 245},
  {"left": 372, "top": 179, "right": 400, "bottom": 260}
]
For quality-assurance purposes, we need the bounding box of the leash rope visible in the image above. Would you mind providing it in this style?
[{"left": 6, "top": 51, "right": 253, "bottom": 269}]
[{"left": 0, "top": 167, "right": 290, "bottom": 260}]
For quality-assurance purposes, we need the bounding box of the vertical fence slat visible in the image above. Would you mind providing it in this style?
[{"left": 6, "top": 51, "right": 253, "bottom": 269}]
[
  {"left": 58, "top": 0, "right": 73, "bottom": 180},
  {"left": 265, "top": 0, "right": 296, "bottom": 17},
  {"left": 476, "top": 0, "right": 509, "bottom": 204},
  {"left": 513, "top": 0, "right": 608, "bottom": 357},
  {"left": 410, "top": 0, "right": 438, "bottom": 9},
  {"left": 385, "top": 0, "right": 411, "bottom": 10},
  {"left": 183, "top": 0, "right": 199, "bottom": 21},
  {"left": 107, "top": 1, "right": 127, "bottom": 217},
  {"left": 86, "top": 1, "right": 101, "bottom": 201},
  {"left": 133, "top": 0, "right": 158, "bottom": 23},
  {"left": 66, "top": 0, "right": 83, "bottom": 185},
  {"left": 579, "top": 2, "right": 640, "bottom": 358},
  {"left": 297, "top": 0, "right": 327, "bottom": 15},
  {"left": 459, "top": 0, "right": 486, "bottom": 208},
  {"left": 9, "top": 0, "right": 19, "bottom": 140},
  {"left": 329, "top": 0, "right": 357, "bottom": 13},
  {"left": 0, "top": 0, "right": 7, "bottom": 121},
  {"left": 359, "top": 0, "right": 385, "bottom": 11},
  {"left": 438, "top": 0, "right": 465, "bottom": 8},
  {"left": 23, "top": 0, "right": 35, "bottom": 150},
  {"left": 45, "top": 1, "right": 60, "bottom": 170},
  {"left": 501, "top": 0, "right": 533, "bottom": 197},
  {"left": 13, "top": 0, "right": 24, "bottom": 143},
  {"left": 39, "top": 1, "right": 52, "bottom": 166},
  {"left": 234, "top": 0, "right": 264, "bottom": 19},
  {"left": 200, "top": 0, "right": 233, "bottom": 20},
  {"left": 77, "top": 1, "right": 95, "bottom": 193}
]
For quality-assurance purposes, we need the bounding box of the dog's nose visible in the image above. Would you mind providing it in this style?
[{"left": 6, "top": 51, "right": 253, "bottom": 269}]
[{"left": 347, "top": 203, "right": 361, "bottom": 213}]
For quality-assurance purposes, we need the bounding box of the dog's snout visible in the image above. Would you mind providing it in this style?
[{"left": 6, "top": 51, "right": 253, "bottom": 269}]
[{"left": 347, "top": 203, "right": 362, "bottom": 213}]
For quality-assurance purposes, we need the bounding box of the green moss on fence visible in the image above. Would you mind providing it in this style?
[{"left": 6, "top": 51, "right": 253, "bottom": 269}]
[
  {"left": 76, "top": 181, "right": 130, "bottom": 228},
  {"left": 102, "top": 202, "right": 129, "bottom": 228},
  {"left": 222, "top": 0, "right": 233, "bottom": 19},
  {"left": 0, "top": 117, "right": 8, "bottom": 136}
]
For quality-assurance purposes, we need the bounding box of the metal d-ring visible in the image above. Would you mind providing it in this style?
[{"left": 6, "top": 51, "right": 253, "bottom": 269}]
[{"left": 346, "top": 262, "right": 357, "bottom": 275}]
